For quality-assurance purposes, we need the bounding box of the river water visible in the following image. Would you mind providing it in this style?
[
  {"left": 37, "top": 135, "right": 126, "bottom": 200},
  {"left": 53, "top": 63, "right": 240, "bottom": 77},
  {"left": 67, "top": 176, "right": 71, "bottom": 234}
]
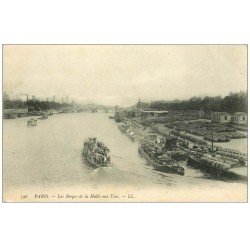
[{"left": 3, "top": 113, "right": 248, "bottom": 202}]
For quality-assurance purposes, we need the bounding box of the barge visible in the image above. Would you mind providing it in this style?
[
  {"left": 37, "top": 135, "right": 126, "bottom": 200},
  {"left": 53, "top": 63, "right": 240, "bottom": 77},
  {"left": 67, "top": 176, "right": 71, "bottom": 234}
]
[
  {"left": 82, "top": 137, "right": 111, "bottom": 168},
  {"left": 187, "top": 152, "right": 247, "bottom": 180},
  {"left": 138, "top": 142, "right": 185, "bottom": 176},
  {"left": 27, "top": 118, "right": 37, "bottom": 127},
  {"left": 118, "top": 123, "right": 128, "bottom": 133},
  {"left": 126, "top": 129, "right": 135, "bottom": 141},
  {"left": 38, "top": 114, "right": 48, "bottom": 120}
]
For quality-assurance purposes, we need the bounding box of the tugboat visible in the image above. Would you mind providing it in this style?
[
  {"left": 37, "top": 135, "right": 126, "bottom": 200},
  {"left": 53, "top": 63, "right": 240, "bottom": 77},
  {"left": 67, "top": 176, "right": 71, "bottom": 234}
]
[
  {"left": 115, "top": 111, "right": 121, "bottom": 122},
  {"left": 138, "top": 140, "right": 185, "bottom": 176},
  {"left": 27, "top": 118, "right": 37, "bottom": 127},
  {"left": 82, "top": 137, "right": 111, "bottom": 168}
]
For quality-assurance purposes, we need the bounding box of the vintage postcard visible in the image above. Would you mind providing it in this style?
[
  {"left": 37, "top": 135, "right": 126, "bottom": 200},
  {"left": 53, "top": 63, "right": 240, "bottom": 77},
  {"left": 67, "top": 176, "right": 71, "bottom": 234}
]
[{"left": 2, "top": 45, "right": 248, "bottom": 202}]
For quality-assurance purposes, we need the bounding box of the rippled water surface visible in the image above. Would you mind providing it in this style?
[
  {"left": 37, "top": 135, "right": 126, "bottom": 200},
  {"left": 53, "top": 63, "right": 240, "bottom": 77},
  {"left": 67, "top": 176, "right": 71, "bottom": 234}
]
[{"left": 3, "top": 113, "right": 247, "bottom": 197}]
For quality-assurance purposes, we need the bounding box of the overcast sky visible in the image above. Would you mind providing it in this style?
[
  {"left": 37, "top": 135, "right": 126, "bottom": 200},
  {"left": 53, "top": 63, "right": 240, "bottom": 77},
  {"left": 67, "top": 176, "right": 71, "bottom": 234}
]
[{"left": 3, "top": 45, "right": 247, "bottom": 107}]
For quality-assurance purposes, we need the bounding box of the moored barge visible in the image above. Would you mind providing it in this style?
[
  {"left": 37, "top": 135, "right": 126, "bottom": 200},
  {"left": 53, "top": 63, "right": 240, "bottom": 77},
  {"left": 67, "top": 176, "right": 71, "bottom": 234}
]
[
  {"left": 118, "top": 123, "right": 128, "bottom": 133},
  {"left": 126, "top": 129, "right": 135, "bottom": 141},
  {"left": 187, "top": 152, "right": 247, "bottom": 180},
  {"left": 138, "top": 142, "right": 185, "bottom": 176},
  {"left": 38, "top": 114, "right": 48, "bottom": 120}
]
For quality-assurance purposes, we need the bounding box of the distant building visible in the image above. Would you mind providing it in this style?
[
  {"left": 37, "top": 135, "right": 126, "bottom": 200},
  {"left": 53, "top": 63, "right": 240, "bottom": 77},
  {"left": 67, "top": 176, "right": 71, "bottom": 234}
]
[
  {"left": 211, "top": 111, "right": 247, "bottom": 125},
  {"left": 232, "top": 112, "right": 247, "bottom": 125},
  {"left": 211, "top": 112, "right": 231, "bottom": 124}
]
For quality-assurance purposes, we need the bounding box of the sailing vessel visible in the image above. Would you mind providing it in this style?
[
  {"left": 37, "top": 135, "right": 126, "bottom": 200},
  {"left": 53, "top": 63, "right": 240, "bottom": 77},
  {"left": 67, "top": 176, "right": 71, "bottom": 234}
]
[{"left": 82, "top": 137, "right": 111, "bottom": 168}]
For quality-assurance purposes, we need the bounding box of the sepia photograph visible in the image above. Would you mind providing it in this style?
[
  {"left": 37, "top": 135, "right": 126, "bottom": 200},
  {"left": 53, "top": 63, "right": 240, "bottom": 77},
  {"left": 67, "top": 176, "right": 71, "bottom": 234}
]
[{"left": 2, "top": 44, "right": 248, "bottom": 202}]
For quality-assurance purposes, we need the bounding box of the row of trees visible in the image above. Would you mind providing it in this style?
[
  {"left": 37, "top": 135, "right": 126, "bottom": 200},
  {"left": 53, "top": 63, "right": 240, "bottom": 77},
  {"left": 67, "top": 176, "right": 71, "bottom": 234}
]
[
  {"left": 136, "top": 92, "right": 247, "bottom": 113},
  {"left": 3, "top": 99, "right": 26, "bottom": 109},
  {"left": 3, "top": 99, "right": 74, "bottom": 111},
  {"left": 26, "top": 100, "right": 74, "bottom": 111}
]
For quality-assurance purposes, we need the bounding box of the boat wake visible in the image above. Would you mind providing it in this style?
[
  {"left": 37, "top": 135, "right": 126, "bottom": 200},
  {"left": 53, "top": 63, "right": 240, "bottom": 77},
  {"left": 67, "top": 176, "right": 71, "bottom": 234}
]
[{"left": 90, "top": 166, "right": 133, "bottom": 186}]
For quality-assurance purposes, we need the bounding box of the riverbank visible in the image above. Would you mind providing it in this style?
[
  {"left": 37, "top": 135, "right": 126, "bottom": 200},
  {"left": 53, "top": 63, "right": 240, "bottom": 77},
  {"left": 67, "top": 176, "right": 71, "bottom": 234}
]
[
  {"left": 3, "top": 108, "right": 86, "bottom": 119},
  {"left": 117, "top": 115, "right": 247, "bottom": 154}
]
